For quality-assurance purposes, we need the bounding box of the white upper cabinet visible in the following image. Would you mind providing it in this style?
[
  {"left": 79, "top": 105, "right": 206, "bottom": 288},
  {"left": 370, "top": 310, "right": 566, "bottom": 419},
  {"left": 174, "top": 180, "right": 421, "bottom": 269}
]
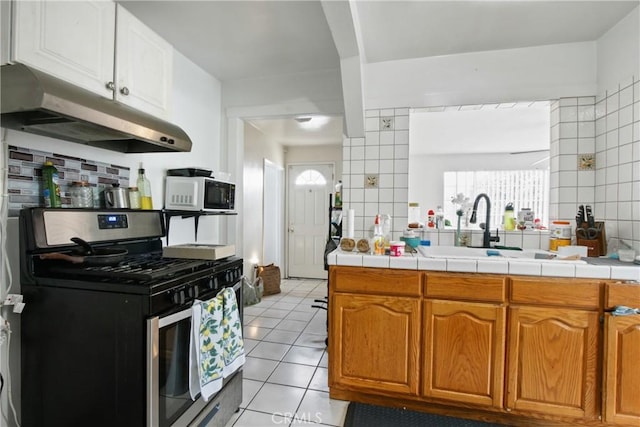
[
  {"left": 11, "top": 0, "right": 173, "bottom": 119},
  {"left": 12, "top": 1, "right": 116, "bottom": 98},
  {"left": 114, "top": 5, "right": 173, "bottom": 119}
]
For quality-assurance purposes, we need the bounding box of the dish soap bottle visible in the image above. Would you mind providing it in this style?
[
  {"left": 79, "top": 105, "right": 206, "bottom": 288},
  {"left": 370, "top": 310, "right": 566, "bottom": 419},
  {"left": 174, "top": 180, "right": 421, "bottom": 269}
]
[
  {"left": 137, "top": 164, "right": 153, "bottom": 210},
  {"left": 42, "top": 161, "right": 61, "bottom": 207},
  {"left": 504, "top": 202, "right": 515, "bottom": 231},
  {"left": 372, "top": 215, "right": 385, "bottom": 255}
]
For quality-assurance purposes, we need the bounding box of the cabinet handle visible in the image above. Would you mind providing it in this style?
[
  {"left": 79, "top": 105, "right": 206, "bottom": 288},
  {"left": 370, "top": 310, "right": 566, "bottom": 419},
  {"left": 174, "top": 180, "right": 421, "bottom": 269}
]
[
  {"left": 120, "top": 86, "right": 130, "bottom": 96},
  {"left": 105, "top": 81, "right": 115, "bottom": 91}
]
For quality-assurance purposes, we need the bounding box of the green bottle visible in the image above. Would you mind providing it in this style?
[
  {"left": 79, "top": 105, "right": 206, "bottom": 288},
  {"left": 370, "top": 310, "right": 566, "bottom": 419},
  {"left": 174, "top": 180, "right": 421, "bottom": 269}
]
[{"left": 42, "top": 161, "right": 62, "bottom": 208}]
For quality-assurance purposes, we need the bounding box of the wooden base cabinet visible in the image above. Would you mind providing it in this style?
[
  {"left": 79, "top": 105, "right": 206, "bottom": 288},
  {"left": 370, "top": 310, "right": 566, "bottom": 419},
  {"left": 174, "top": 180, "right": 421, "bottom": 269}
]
[
  {"left": 423, "top": 300, "right": 506, "bottom": 408},
  {"left": 330, "top": 293, "right": 421, "bottom": 396},
  {"left": 506, "top": 305, "right": 599, "bottom": 419},
  {"left": 604, "top": 283, "right": 640, "bottom": 426}
]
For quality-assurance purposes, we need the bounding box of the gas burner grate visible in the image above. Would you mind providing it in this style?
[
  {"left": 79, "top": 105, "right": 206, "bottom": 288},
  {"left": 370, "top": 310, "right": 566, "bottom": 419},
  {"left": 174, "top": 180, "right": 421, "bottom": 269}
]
[{"left": 46, "top": 253, "right": 214, "bottom": 282}]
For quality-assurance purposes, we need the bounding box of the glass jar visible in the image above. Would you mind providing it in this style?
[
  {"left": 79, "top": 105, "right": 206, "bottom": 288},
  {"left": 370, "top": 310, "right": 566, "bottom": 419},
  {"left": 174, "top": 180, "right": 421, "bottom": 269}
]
[
  {"left": 70, "top": 181, "right": 93, "bottom": 208},
  {"left": 128, "top": 187, "right": 141, "bottom": 209}
]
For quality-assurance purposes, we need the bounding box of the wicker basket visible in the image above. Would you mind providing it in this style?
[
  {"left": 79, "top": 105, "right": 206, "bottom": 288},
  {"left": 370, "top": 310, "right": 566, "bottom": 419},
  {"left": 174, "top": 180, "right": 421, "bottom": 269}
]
[{"left": 257, "top": 264, "right": 281, "bottom": 296}]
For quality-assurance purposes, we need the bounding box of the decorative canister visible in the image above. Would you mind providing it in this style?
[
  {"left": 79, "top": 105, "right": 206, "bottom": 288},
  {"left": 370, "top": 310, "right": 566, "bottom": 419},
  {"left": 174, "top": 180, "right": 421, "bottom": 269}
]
[
  {"left": 551, "top": 221, "right": 572, "bottom": 239},
  {"left": 70, "top": 181, "right": 94, "bottom": 208},
  {"left": 549, "top": 238, "right": 571, "bottom": 251}
]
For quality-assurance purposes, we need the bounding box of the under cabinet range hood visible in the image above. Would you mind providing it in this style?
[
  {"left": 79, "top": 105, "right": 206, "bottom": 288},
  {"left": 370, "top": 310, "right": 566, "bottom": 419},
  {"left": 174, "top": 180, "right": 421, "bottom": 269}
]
[{"left": 0, "top": 64, "right": 192, "bottom": 153}]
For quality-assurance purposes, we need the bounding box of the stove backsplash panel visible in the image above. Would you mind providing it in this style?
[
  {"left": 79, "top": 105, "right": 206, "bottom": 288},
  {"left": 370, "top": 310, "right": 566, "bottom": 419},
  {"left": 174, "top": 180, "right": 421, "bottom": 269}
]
[{"left": 7, "top": 145, "right": 130, "bottom": 216}]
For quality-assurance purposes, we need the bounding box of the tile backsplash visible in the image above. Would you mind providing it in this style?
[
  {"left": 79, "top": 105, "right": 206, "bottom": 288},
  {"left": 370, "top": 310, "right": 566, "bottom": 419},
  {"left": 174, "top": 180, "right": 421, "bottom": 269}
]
[
  {"left": 549, "top": 77, "right": 639, "bottom": 252},
  {"left": 342, "top": 108, "right": 409, "bottom": 240},
  {"left": 6, "top": 145, "right": 130, "bottom": 216},
  {"left": 344, "top": 77, "right": 639, "bottom": 252}
]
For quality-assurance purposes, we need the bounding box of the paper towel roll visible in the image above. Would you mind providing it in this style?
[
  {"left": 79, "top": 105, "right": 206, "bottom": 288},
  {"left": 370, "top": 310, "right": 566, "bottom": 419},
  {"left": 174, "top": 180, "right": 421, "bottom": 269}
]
[{"left": 346, "top": 209, "right": 355, "bottom": 238}]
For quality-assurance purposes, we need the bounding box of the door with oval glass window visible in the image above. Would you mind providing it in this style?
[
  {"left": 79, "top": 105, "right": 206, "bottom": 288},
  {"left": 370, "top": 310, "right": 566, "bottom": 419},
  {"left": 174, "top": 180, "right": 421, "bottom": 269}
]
[{"left": 287, "top": 163, "right": 333, "bottom": 278}]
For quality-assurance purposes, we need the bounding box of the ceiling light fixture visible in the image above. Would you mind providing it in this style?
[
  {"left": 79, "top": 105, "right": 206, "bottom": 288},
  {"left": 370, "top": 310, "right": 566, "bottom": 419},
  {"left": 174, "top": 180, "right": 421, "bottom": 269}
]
[{"left": 294, "top": 117, "right": 312, "bottom": 123}]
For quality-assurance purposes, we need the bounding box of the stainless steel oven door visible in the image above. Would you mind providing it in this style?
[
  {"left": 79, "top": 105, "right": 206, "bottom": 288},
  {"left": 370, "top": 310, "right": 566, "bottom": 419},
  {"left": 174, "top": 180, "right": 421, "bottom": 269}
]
[
  {"left": 147, "top": 306, "right": 194, "bottom": 427},
  {"left": 147, "top": 280, "right": 243, "bottom": 427}
]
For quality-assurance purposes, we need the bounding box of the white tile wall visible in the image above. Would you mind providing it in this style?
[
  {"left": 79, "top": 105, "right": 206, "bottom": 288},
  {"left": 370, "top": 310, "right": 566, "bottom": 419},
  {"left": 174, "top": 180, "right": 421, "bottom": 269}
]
[
  {"left": 344, "top": 82, "right": 639, "bottom": 252},
  {"left": 549, "top": 78, "right": 639, "bottom": 253},
  {"left": 342, "top": 108, "right": 410, "bottom": 240}
]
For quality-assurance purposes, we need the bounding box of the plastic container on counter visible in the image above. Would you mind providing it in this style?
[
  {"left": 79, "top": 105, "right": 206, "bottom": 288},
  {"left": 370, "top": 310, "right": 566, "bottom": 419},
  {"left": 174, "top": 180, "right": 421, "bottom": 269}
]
[
  {"left": 390, "top": 241, "right": 405, "bottom": 257},
  {"left": 70, "top": 181, "right": 93, "bottom": 208},
  {"left": 128, "top": 187, "right": 141, "bottom": 209}
]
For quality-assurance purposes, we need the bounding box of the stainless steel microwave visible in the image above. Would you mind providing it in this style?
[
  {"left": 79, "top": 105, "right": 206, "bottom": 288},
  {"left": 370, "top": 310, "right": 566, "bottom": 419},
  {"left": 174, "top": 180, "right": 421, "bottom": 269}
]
[{"left": 164, "top": 176, "right": 235, "bottom": 212}]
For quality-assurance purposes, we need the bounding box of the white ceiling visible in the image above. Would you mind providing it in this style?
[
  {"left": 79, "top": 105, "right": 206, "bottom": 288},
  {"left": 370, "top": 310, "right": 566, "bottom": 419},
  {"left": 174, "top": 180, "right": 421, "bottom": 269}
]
[{"left": 118, "top": 0, "right": 638, "bottom": 149}]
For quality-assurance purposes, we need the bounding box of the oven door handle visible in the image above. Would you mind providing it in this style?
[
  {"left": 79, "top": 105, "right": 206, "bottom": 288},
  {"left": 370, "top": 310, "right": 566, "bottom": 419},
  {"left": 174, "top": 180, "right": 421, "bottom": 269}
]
[
  {"left": 147, "top": 316, "right": 159, "bottom": 427},
  {"left": 158, "top": 305, "right": 193, "bottom": 328},
  {"left": 232, "top": 280, "right": 242, "bottom": 293}
]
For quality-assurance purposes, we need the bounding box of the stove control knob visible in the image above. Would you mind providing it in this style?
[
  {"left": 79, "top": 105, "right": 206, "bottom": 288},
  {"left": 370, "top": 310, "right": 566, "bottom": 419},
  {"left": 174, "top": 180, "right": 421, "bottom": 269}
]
[
  {"left": 172, "top": 289, "right": 186, "bottom": 305},
  {"left": 187, "top": 285, "right": 199, "bottom": 299}
]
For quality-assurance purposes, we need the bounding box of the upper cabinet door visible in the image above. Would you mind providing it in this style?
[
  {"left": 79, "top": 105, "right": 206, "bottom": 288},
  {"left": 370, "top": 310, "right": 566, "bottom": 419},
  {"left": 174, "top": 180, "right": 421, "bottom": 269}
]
[
  {"left": 115, "top": 5, "right": 173, "bottom": 119},
  {"left": 12, "top": 0, "right": 116, "bottom": 98}
]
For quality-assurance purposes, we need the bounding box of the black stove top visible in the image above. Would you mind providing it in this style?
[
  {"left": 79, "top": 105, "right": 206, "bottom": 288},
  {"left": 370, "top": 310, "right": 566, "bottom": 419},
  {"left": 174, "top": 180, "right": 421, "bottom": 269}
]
[{"left": 43, "top": 252, "right": 215, "bottom": 282}]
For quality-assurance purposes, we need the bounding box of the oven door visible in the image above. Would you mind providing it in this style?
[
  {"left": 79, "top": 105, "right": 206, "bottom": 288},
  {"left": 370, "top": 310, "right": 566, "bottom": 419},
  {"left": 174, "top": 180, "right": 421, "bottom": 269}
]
[{"left": 147, "top": 280, "right": 243, "bottom": 427}]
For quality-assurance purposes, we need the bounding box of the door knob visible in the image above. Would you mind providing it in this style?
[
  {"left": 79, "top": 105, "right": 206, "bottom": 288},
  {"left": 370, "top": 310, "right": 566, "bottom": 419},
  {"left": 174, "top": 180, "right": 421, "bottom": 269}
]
[
  {"left": 120, "top": 86, "right": 130, "bottom": 96},
  {"left": 105, "top": 81, "right": 115, "bottom": 91}
]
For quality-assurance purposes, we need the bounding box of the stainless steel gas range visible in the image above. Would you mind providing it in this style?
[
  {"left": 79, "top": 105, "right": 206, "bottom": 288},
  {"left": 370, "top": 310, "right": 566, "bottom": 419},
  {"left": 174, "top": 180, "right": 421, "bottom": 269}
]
[{"left": 19, "top": 208, "right": 243, "bottom": 427}]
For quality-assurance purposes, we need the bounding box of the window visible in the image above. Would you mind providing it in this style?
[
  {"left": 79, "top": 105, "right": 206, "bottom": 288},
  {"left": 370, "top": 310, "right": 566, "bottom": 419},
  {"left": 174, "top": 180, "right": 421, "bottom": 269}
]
[
  {"left": 295, "top": 169, "right": 327, "bottom": 186},
  {"left": 444, "top": 170, "right": 549, "bottom": 229}
]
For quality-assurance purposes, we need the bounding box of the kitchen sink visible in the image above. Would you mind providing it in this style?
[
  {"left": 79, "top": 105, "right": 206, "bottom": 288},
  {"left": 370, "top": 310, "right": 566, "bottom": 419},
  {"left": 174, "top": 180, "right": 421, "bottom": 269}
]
[{"left": 417, "top": 245, "right": 586, "bottom": 263}]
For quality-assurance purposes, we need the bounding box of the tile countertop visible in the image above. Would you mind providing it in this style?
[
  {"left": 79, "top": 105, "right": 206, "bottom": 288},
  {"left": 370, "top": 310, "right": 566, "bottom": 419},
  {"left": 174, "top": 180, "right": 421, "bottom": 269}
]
[{"left": 327, "top": 249, "right": 640, "bottom": 282}]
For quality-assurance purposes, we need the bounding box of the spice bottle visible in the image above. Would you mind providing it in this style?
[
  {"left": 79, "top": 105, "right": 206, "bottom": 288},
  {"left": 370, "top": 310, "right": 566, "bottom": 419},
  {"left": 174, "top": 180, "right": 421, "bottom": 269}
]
[
  {"left": 42, "top": 161, "right": 62, "bottom": 208},
  {"left": 137, "top": 164, "right": 153, "bottom": 210}
]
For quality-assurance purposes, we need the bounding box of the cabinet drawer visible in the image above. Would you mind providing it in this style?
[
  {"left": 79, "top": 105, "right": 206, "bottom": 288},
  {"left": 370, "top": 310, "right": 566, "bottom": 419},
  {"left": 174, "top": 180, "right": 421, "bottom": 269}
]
[
  {"left": 510, "top": 277, "right": 601, "bottom": 309},
  {"left": 330, "top": 267, "right": 422, "bottom": 296},
  {"left": 425, "top": 273, "right": 507, "bottom": 303},
  {"left": 606, "top": 282, "right": 640, "bottom": 308}
]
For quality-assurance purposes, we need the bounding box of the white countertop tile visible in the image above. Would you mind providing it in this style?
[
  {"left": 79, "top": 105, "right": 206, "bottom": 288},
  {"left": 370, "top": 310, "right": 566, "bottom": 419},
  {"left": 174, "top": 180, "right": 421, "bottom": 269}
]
[
  {"left": 389, "top": 255, "right": 418, "bottom": 270},
  {"left": 541, "top": 263, "right": 576, "bottom": 278},
  {"left": 575, "top": 264, "right": 612, "bottom": 279},
  {"left": 336, "top": 252, "right": 363, "bottom": 267},
  {"left": 446, "top": 259, "right": 478, "bottom": 273},
  {"left": 327, "top": 248, "right": 636, "bottom": 281},
  {"left": 363, "top": 254, "right": 390, "bottom": 268},
  {"left": 610, "top": 265, "right": 640, "bottom": 281},
  {"left": 417, "top": 257, "right": 447, "bottom": 271},
  {"left": 477, "top": 259, "right": 509, "bottom": 274},
  {"left": 508, "top": 261, "right": 542, "bottom": 276},
  {"left": 326, "top": 251, "right": 338, "bottom": 266}
]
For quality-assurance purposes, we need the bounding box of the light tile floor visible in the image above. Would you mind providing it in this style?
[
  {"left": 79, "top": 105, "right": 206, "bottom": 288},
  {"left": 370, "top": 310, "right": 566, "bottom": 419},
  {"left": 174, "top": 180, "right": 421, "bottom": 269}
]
[{"left": 225, "top": 278, "right": 349, "bottom": 427}]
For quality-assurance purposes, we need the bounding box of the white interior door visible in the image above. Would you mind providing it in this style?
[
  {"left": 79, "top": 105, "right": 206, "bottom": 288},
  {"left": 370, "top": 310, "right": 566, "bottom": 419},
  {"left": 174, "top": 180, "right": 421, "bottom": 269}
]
[
  {"left": 263, "top": 159, "right": 284, "bottom": 267},
  {"left": 287, "top": 164, "right": 333, "bottom": 279}
]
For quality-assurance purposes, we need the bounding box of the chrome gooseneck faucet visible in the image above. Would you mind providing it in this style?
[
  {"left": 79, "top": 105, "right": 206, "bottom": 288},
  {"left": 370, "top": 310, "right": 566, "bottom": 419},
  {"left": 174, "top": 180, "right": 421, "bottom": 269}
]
[{"left": 469, "top": 193, "right": 500, "bottom": 248}]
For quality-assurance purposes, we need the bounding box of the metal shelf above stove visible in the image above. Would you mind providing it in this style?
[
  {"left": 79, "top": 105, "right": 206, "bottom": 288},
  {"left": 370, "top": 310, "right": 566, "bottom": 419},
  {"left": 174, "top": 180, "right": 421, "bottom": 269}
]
[{"left": 162, "top": 209, "right": 237, "bottom": 245}]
